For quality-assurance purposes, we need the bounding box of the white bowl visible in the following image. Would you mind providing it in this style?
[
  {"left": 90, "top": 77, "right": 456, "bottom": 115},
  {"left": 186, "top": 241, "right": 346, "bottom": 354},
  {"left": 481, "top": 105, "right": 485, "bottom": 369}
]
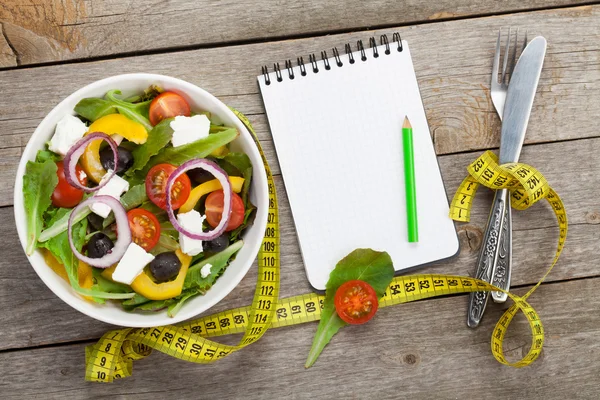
[{"left": 14, "top": 73, "right": 268, "bottom": 327}]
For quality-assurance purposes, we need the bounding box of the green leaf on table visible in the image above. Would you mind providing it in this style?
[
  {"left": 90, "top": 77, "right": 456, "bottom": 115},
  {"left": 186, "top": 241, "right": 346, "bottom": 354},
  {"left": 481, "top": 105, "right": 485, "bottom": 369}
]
[
  {"left": 128, "top": 118, "right": 174, "bottom": 174},
  {"left": 137, "top": 128, "right": 238, "bottom": 176},
  {"left": 305, "top": 248, "right": 394, "bottom": 368},
  {"left": 23, "top": 159, "right": 58, "bottom": 255}
]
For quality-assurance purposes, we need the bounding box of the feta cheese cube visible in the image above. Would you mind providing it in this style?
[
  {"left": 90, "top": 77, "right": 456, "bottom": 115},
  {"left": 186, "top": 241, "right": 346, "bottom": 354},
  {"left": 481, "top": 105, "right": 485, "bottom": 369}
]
[
  {"left": 200, "top": 263, "right": 213, "bottom": 279},
  {"left": 177, "top": 210, "right": 205, "bottom": 256},
  {"left": 48, "top": 114, "right": 88, "bottom": 156},
  {"left": 112, "top": 242, "right": 155, "bottom": 285},
  {"left": 170, "top": 115, "right": 210, "bottom": 147},
  {"left": 89, "top": 171, "right": 130, "bottom": 218}
]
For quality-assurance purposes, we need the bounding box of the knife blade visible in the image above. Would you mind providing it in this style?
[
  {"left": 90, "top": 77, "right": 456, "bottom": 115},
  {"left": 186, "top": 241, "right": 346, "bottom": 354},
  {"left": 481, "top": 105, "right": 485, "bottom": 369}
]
[{"left": 467, "top": 36, "right": 547, "bottom": 328}]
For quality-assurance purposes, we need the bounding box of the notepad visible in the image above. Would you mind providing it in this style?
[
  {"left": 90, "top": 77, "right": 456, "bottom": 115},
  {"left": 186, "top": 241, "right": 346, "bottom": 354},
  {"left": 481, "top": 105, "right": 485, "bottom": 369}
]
[{"left": 258, "top": 35, "right": 459, "bottom": 291}]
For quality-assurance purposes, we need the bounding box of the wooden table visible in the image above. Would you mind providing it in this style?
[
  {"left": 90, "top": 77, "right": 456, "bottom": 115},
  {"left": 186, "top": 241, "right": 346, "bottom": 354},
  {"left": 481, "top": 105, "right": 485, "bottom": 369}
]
[{"left": 1, "top": 1, "right": 599, "bottom": 398}]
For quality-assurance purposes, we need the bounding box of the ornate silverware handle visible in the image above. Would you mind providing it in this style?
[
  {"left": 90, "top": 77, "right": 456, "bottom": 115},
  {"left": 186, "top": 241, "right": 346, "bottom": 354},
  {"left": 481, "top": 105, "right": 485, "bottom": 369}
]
[
  {"left": 492, "top": 189, "right": 512, "bottom": 302},
  {"left": 467, "top": 190, "right": 507, "bottom": 328}
]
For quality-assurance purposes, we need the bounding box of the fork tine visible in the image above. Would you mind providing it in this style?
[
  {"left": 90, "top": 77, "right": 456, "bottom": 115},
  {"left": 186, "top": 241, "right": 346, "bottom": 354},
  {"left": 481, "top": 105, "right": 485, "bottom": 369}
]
[
  {"left": 501, "top": 27, "right": 511, "bottom": 84},
  {"left": 509, "top": 28, "right": 518, "bottom": 76},
  {"left": 492, "top": 29, "right": 501, "bottom": 84}
]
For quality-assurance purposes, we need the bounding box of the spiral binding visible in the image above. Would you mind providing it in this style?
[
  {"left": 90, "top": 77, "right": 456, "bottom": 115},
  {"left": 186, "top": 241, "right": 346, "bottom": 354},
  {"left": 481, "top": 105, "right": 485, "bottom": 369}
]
[{"left": 261, "top": 32, "right": 403, "bottom": 85}]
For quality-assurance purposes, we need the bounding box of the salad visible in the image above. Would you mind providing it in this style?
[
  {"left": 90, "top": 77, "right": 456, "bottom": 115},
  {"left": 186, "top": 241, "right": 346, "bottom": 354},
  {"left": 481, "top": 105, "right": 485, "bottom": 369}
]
[{"left": 23, "top": 86, "right": 256, "bottom": 317}]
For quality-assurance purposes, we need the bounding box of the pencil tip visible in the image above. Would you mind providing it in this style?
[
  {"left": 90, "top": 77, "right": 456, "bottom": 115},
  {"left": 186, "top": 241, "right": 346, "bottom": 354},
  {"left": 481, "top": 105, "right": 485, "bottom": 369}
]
[{"left": 403, "top": 116, "right": 412, "bottom": 129}]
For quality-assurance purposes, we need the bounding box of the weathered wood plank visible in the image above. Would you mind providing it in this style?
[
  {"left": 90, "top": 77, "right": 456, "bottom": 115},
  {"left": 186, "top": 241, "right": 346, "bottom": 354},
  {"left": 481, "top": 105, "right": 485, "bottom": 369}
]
[
  {"left": 0, "top": 0, "right": 590, "bottom": 68},
  {"left": 1, "top": 136, "right": 599, "bottom": 350},
  {"left": 1, "top": 277, "right": 599, "bottom": 399},
  {"left": 1, "top": 6, "right": 599, "bottom": 205}
]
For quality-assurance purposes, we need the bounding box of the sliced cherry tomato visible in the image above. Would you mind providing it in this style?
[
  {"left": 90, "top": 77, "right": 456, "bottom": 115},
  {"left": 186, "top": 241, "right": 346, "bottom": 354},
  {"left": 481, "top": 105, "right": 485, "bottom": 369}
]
[
  {"left": 127, "top": 209, "right": 161, "bottom": 251},
  {"left": 205, "top": 190, "right": 245, "bottom": 232},
  {"left": 148, "top": 92, "right": 191, "bottom": 126},
  {"left": 51, "top": 161, "right": 87, "bottom": 208},
  {"left": 145, "top": 163, "right": 191, "bottom": 210},
  {"left": 334, "top": 280, "right": 379, "bottom": 325}
]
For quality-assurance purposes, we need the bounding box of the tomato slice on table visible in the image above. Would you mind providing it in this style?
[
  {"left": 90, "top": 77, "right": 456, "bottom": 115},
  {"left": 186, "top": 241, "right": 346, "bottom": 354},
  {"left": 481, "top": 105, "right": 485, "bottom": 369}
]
[
  {"left": 334, "top": 280, "right": 379, "bottom": 325},
  {"left": 127, "top": 209, "right": 161, "bottom": 251},
  {"left": 148, "top": 92, "right": 191, "bottom": 126},
  {"left": 205, "top": 190, "right": 245, "bottom": 232},
  {"left": 145, "top": 163, "right": 191, "bottom": 210},
  {"left": 51, "top": 161, "right": 88, "bottom": 208}
]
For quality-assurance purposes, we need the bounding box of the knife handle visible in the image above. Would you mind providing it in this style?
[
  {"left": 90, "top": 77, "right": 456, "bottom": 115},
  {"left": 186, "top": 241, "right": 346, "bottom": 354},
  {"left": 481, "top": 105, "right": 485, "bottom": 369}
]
[
  {"left": 467, "top": 190, "right": 507, "bottom": 328},
  {"left": 492, "top": 190, "right": 512, "bottom": 303}
]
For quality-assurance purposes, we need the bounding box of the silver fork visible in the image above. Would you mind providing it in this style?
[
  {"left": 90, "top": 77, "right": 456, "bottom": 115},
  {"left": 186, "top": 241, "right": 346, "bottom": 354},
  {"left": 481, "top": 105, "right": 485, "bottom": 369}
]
[{"left": 467, "top": 28, "right": 527, "bottom": 328}]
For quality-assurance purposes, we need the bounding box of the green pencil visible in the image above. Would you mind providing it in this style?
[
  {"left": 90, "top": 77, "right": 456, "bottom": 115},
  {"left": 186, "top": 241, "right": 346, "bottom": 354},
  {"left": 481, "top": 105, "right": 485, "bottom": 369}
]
[{"left": 402, "top": 116, "right": 418, "bottom": 242}]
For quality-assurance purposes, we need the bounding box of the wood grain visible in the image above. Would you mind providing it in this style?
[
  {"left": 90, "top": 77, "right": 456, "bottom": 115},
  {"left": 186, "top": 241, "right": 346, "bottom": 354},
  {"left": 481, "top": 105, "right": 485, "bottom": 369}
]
[
  {"left": 0, "top": 0, "right": 590, "bottom": 68},
  {"left": 1, "top": 277, "right": 599, "bottom": 399},
  {"left": 2, "top": 135, "right": 599, "bottom": 351},
  {"left": 1, "top": 6, "right": 600, "bottom": 205}
]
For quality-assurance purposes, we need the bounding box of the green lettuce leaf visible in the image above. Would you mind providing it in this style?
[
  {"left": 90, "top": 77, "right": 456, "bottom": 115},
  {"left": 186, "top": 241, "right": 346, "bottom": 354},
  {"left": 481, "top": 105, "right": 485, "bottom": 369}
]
[
  {"left": 101, "top": 184, "right": 148, "bottom": 228},
  {"left": 305, "top": 249, "right": 394, "bottom": 368},
  {"left": 137, "top": 128, "right": 238, "bottom": 176},
  {"left": 129, "top": 118, "right": 174, "bottom": 175},
  {"left": 38, "top": 204, "right": 91, "bottom": 242},
  {"left": 74, "top": 91, "right": 152, "bottom": 131},
  {"left": 167, "top": 288, "right": 204, "bottom": 317},
  {"left": 23, "top": 159, "right": 58, "bottom": 255},
  {"left": 184, "top": 240, "right": 244, "bottom": 290}
]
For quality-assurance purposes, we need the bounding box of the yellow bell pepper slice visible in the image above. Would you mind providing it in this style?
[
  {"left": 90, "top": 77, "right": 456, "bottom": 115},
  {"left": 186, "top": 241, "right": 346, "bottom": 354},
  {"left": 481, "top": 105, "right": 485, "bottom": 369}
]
[
  {"left": 81, "top": 114, "right": 148, "bottom": 183},
  {"left": 210, "top": 145, "right": 229, "bottom": 157},
  {"left": 43, "top": 249, "right": 94, "bottom": 300},
  {"left": 179, "top": 176, "right": 245, "bottom": 214},
  {"left": 102, "top": 249, "right": 191, "bottom": 301}
]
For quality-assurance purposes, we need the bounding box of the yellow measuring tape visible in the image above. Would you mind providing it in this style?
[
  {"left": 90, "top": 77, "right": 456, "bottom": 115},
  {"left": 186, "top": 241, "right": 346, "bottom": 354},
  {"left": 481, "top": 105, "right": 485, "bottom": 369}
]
[{"left": 85, "top": 118, "right": 566, "bottom": 381}]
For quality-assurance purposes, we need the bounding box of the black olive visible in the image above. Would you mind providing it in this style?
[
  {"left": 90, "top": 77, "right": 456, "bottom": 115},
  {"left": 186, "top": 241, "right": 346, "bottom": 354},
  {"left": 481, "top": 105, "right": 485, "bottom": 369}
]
[
  {"left": 87, "top": 233, "right": 114, "bottom": 258},
  {"left": 203, "top": 234, "right": 229, "bottom": 255},
  {"left": 149, "top": 252, "right": 182, "bottom": 283},
  {"left": 87, "top": 213, "right": 105, "bottom": 232},
  {"left": 100, "top": 146, "right": 134, "bottom": 175},
  {"left": 186, "top": 168, "right": 215, "bottom": 185}
]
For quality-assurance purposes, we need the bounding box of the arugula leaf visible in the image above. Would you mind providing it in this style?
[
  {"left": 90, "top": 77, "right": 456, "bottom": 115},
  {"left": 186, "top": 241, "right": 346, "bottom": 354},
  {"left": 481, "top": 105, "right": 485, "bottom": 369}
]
[
  {"left": 23, "top": 159, "right": 58, "bottom": 255},
  {"left": 137, "top": 128, "right": 238, "bottom": 176},
  {"left": 105, "top": 90, "right": 153, "bottom": 131},
  {"left": 184, "top": 240, "right": 244, "bottom": 290},
  {"left": 129, "top": 118, "right": 174, "bottom": 175},
  {"left": 38, "top": 205, "right": 91, "bottom": 242},
  {"left": 305, "top": 249, "right": 394, "bottom": 368}
]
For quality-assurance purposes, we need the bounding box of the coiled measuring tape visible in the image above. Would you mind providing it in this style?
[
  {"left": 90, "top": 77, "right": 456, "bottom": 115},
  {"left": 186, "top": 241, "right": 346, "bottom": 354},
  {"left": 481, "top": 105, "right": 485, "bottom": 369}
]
[{"left": 85, "top": 121, "right": 566, "bottom": 381}]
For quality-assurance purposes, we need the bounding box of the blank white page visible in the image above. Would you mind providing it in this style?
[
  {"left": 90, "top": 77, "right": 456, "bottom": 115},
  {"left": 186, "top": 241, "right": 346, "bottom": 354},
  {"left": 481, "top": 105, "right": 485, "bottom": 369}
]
[{"left": 258, "top": 40, "right": 459, "bottom": 290}]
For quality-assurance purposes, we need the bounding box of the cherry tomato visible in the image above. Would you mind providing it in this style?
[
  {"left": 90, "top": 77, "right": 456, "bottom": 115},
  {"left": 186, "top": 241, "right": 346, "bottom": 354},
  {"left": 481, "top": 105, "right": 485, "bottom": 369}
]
[
  {"left": 51, "top": 161, "right": 88, "bottom": 208},
  {"left": 148, "top": 92, "right": 191, "bottom": 126},
  {"left": 205, "top": 190, "right": 245, "bottom": 232},
  {"left": 145, "top": 163, "right": 191, "bottom": 210},
  {"left": 334, "top": 280, "right": 379, "bottom": 325},
  {"left": 127, "top": 209, "right": 161, "bottom": 251}
]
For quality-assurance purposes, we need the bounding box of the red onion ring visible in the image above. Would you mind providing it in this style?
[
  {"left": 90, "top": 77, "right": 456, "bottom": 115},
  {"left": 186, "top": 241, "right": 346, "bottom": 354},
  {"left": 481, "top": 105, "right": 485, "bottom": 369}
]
[
  {"left": 166, "top": 159, "right": 232, "bottom": 240},
  {"left": 63, "top": 132, "right": 118, "bottom": 192},
  {"left": 68, "top": 195, "right": 131, "bottom": 268}
]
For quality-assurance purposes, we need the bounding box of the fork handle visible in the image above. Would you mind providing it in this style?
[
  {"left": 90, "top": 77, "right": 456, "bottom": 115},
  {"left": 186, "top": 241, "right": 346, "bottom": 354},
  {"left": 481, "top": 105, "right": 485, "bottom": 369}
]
[
  {"left": 491, "top": 189, "right": 512, "bottom": 303},
  {"left": 467, "top": 190, "right": 507, "bottom": 328}
]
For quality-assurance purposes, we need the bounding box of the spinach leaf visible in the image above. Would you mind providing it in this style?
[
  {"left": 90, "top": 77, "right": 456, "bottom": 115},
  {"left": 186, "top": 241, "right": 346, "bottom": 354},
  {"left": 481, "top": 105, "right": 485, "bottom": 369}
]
[
  {"left": 305, "top": 249, "right": 394, "bottom": 368},
  {"left": 23, "top": 159, "right": 58, "bottom": 255},
  {"left": 216, "top": 152, "right": 253, "bottom": 205},
  {"left": 128, "top": 118, "right": 174, "bottom": 175},
  {"left": 216, "top": 152, "right": 256, "bottom": 241},
  {"left": 137, "top": 128, "right": 238, "bottom": 176},
  {"left": 184, "top": 240, "right": 244, "bottom": 290},
  {"left": 74, "top": 98, "right": 117, "bottom": 122}
]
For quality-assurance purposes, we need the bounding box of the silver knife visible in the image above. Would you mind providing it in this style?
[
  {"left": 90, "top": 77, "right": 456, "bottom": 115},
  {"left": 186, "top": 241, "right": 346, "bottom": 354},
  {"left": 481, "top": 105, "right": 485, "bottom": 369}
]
[{"left": 467, "top": 36, "right": 547, "bottom": 328}]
